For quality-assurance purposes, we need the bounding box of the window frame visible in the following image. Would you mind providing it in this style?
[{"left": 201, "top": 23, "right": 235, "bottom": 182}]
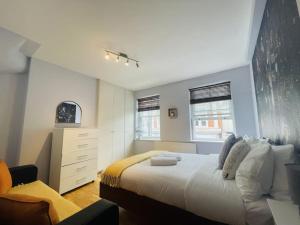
[
  {"left": 189, "top": 82, "right": 236, "bottom": 142},
  {"left": 135, "top": 95, "right": 161, "bottom": 141}
]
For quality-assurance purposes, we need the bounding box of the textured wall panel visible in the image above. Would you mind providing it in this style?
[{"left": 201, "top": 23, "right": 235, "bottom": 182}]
[{"left": 252, "top": 0, "right": 300, "bottom": 152}]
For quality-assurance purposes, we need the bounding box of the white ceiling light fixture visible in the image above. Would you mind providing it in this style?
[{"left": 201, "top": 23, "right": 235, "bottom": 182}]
[
  {"left": 104, "top": 50, "right": 140, "bottom": 68},
  {"left": 105, "top": 51, "right": 110, "bottom": 60}
]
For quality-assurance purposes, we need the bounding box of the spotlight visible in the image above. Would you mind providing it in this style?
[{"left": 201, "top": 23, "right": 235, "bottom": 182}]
[
  {"left": 125, "top": 59, "right": 129, "bottom": 66},
  {"left": 105, "top": 52, "right": 110, "bottom": 60},
  {"left": 104, "top": 50, "right": 140, "bottom": 68}
]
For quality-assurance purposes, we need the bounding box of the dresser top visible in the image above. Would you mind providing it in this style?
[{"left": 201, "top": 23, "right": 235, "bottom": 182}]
[{"left": 267, "top": 199, "right": 300, "bottom": 225}]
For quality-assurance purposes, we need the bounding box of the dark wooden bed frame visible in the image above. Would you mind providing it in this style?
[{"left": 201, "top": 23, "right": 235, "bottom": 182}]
[{"left": 100, "top": 183, "right": 227, "bottom": 225}]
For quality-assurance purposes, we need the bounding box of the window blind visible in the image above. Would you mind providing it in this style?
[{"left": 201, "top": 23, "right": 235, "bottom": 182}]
[
  {"left": 137, "top": 95, "right": 160, "bottom": 112},
  {"left": 189, "top": 82, "right": 231, "bottom": 104}
]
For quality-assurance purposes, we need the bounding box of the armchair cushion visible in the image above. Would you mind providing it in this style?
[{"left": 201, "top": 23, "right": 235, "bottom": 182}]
[
  {"left": 0, "top": 193, "right": 58, "bottom": 225},
  {"left": 0, "top": 160, "right": 12, "bottom": 194},
  {"left": 8, "top": 181, "right": 81, "bottom": 222}
]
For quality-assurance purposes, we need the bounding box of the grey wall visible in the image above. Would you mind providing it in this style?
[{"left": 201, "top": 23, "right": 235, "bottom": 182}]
[
  {"left": 0, "top": 73, "right": 28, "bottom": 166},
  {"left": 19, "top": 58, "right": 98, "bottom": 182},
  {"left": 134, "top": 65, "right": 258, "bottom": 154},
  {"left": 252, "top": 0, "right": 300, "bottom": 152},
  {"left": 247, "top": 0, "right": 267, "bottom": 59}
]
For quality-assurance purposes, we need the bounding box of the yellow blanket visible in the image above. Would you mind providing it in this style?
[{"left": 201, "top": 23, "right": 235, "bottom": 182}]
[
  {"left": 101, "top": 151, "right": 165, "bottom": 187},
  {"left": 8, "top": 180, "right": 81, "bottom": 222}
]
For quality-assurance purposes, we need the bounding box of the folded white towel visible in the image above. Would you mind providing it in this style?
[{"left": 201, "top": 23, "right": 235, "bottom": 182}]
[
  {"left": 150, "top": 156, "right": 178, "bottom": 166},
  {"left": 159, "top": 153, "right": 182, "bottom": 161}
]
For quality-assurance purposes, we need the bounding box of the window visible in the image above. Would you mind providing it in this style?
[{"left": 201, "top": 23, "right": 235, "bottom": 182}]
[
  {"left": 189, "top": 82, "right": 234, "bottom": 140},
  {"left": 136, "top": 95, "right": 160, "bottom": 140}
]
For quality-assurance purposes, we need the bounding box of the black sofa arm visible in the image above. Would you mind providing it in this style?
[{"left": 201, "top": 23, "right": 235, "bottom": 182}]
[
  {"left": 57, "top": 199, "right": 119, "bottom": 225},
  {"left": 9, "top": 165, "right": 38, "bottom": 186}
]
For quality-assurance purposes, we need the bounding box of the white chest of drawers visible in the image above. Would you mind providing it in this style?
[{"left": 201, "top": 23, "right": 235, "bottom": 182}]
[{"left": 49, "top": 128, "right": 98, "bottom": 194}]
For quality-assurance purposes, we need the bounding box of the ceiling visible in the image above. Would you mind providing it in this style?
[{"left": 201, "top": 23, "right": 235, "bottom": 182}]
[{"left": 0, "top": 0, "right": 256, "bottom": 90}]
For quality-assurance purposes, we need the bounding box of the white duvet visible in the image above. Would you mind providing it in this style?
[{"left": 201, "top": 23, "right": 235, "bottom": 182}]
[
  {"left": 119, "top": 152, "right": 271, "bottom": 225},
  {"left": 184, "top": 157, "right": 245, "bottom": 225}
]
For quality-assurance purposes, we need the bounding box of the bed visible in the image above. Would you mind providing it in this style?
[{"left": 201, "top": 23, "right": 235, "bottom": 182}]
[{"left": 100, "top": 152, "right": 273, "bottom": 225}]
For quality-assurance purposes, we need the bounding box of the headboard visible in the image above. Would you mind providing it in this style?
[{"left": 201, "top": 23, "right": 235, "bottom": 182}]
[{"left": 134, "top": 140, "right": 197, "bottom": 154}]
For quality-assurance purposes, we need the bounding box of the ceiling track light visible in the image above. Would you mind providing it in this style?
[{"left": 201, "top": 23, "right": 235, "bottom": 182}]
[{"left": 104, "top": 50, "right": 140, "bottom": 68}]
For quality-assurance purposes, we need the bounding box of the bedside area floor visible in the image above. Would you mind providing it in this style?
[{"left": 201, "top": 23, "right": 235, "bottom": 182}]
[{"left": 63, "top": 176, "right": 138, "bottom": 225}]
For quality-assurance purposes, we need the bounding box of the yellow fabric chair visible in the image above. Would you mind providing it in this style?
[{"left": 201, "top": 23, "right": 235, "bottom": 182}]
[{"left": 5, "top": 164, "right": 118, "bottom": 225}]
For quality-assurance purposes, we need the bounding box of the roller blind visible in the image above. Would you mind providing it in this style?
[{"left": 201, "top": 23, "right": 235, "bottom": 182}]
[
  {"left": 189, "top": 82, "right": 231, "bottom": 104},
  {"left": 137, "top": 95, "right": 160, "bottom": 112}
]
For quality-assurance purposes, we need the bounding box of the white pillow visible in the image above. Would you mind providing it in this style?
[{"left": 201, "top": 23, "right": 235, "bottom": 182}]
[
  {"left": 236, "top": 143, "right": 274, "bottom": 202},
  {"left": 223, "top": 140, "right": 251, "bottom": 180},
  {"left": 270, "top": 144, "right": 294, "bottom": 200}
]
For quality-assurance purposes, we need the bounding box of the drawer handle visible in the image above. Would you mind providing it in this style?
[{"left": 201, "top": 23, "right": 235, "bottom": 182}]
[
  {"left": 78, "top": 133, "right": 89, "bottom": 137},
  {"left": 75, "top": 177, "right": 86, "bottom": 185},
  {"left": 77, "top": 155, "right": 88, "bottom": 160},
  {"left": 76, "top": 166, "right": 87, "bottom": 172},
  {"left": 77, "top": 144, "right": 88, "bottom": 148}
]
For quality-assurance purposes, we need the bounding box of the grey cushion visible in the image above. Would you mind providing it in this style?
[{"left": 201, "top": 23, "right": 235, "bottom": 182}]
[
  {"left": 222, "top": 140, "right": 250, "bottom": 179},
  {"left": 218, "top": 134, "right": 239, "bottom": 169}
]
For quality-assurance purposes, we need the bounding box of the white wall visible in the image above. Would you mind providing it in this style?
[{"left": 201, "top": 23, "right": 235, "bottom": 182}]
[
  {"left": 134, "top": 65, "right": 258, "bottom": 154},
  {"left": 19, "top": 58, "right": 98, "bottom": 182},
  {"left": 0, "top": 73, "right": 28, "bottom": 166}
]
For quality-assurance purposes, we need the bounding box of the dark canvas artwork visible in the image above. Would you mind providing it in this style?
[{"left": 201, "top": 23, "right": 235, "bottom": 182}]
[
  {"left": 56, "top": 102, "right": 77, "bottom": 123},
  {"left": 252, "top": 0, "right": 300, "bottom": 152}
]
